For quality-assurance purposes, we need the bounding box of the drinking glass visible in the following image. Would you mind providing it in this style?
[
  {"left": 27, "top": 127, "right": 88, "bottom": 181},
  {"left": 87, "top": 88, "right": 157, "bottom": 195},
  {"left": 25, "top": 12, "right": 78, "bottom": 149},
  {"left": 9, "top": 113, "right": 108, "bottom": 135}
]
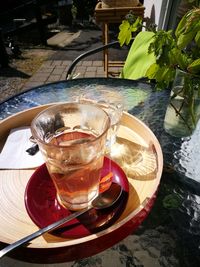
[
  {"left": 77, "top": 87, "right": 124, "bottom": 149},
  {"left": 31, "top": 103, "right": 110, "bottom": 211}
]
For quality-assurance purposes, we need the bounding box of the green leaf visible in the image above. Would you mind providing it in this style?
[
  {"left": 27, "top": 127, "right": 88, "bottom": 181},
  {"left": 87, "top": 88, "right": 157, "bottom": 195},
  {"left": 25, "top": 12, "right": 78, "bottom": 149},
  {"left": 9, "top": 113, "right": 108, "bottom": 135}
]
[
  {"left": 118, "top": 15, "right": 143, "bottom": 46},
  {"left": 118, "top": 20, "right": 132, "bottom": 46},
  {"left": 187, "top": 58, "right": 200, "bottom": 73},
  {"left": 145, "top": 63, "right": 159, "bottom": 79},
  {"left": 195, "top": 30, "right": 200, "bottom": 47},
  {"left": 175, "top": 12, "right": 188, "bottom": 37},
  {"left": 155, "top": 66, "right": 169, "bottom": 82},
  {"left": 176, "top": 8, "right": 200, "bottom": 48},
  {"left": 161, "top": 67, "right": 175, "bottom": 82},
  {"left": 170, "top": 48, "right": 190, "bottom": 70},
  {"left": 146, "top": 65, "right": 175, "bottom": 89},
  {"left": 148, "top": 30, "right": 175, "bottom": 65},
  {"left": 131, "top": 16, "right": 142, "bottom": 32},
  {"left": 120, "top": 31, "right": 156, "bottom": 80},
  {"left": 177, "top": 30, "right": 197, "bottom": 49}
]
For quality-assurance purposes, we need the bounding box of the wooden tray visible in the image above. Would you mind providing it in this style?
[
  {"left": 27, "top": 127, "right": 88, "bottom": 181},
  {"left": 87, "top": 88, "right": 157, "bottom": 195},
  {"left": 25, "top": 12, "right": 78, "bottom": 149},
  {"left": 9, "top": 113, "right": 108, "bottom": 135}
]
[{"left": 0, "top": 104, "right": 163, "bottom": 263}]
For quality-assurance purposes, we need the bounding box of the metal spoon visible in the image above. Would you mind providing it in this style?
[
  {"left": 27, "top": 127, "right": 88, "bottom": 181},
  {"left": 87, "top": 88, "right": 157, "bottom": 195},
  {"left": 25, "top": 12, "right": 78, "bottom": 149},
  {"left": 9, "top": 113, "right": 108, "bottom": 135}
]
[{"left": 0, "top": 183, "right": 122, "bottom": 259}]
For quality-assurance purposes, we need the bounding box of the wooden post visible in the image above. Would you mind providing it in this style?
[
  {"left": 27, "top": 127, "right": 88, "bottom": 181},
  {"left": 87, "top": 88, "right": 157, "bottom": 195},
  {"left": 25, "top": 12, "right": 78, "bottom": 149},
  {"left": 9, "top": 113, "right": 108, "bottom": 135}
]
[{"left": 0, "top": 28, "right": 9, "bottom": 67}]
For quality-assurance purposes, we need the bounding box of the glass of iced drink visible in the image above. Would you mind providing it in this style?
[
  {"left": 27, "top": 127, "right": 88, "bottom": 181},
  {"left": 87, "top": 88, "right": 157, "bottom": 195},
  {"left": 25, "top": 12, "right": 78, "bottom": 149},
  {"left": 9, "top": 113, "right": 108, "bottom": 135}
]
[{"left": 31, "top": 103, "right": 110, "bottom": 211}]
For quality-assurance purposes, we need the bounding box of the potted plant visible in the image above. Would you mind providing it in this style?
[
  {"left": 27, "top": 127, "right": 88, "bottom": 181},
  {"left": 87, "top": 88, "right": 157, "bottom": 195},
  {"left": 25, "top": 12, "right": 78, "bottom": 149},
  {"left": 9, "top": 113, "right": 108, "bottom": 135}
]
[{"left": 118, "top": 4, "right": 200, "bottom": 137}]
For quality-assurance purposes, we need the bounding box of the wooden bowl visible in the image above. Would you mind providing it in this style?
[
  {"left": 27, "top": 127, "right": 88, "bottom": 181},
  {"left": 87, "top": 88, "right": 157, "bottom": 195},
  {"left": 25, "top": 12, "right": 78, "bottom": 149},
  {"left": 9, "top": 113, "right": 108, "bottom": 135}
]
[{"left": 0, "top": 104, "right": 163, "bottom": 263}]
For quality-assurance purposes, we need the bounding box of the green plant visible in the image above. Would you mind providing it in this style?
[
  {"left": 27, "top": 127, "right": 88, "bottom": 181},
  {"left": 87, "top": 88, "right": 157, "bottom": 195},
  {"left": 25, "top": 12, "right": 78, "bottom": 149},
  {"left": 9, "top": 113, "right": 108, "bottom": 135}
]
[
  {"left": 118, "top": 7, "right": 200, "bottom": 134},
  {"left": 118, "top": 8, "right": 200, "bottom": 89}
]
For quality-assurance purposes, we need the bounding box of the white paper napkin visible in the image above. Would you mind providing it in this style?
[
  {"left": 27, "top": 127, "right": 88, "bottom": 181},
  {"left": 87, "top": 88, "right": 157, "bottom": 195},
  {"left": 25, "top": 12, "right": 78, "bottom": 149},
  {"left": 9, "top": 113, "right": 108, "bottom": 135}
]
[{"left": 0, "top": 127, "right": 44, "bottom": 169}]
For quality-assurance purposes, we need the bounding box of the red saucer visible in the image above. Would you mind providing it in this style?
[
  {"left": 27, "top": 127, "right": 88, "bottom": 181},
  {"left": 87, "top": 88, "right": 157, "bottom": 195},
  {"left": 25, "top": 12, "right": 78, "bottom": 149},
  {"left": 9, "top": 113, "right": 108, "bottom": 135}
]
[{"left": 24, "top": 157, "right": 129, "bottom": 238}]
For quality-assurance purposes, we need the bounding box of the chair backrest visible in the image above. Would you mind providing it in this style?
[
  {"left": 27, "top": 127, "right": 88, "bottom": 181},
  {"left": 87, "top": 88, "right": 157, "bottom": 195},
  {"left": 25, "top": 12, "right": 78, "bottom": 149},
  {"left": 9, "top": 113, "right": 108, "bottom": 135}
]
[{"left": 120, "top": 31, "right": 156, "bottom": 80}]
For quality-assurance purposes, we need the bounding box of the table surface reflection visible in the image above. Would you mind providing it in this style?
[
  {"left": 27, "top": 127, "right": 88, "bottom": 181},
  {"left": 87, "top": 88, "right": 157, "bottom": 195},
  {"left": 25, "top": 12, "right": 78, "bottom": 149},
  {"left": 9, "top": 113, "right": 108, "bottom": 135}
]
[{"left": 0, "top": 78, "right": 200, "bottom": 267}]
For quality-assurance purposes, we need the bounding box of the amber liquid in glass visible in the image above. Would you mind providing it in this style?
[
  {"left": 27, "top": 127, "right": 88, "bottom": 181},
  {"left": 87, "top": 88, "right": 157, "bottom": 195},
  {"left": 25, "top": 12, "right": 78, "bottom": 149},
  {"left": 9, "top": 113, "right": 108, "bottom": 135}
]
[{"left": 47, "top": 131, "right": 104, "bottom": 210}]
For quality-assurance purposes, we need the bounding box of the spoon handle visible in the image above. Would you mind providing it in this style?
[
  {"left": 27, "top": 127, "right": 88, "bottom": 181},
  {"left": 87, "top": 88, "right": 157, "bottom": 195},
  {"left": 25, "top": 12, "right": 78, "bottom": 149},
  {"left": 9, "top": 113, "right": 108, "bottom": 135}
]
[{"left": 0, "top": 207, "right": 90, "bottom": 259}]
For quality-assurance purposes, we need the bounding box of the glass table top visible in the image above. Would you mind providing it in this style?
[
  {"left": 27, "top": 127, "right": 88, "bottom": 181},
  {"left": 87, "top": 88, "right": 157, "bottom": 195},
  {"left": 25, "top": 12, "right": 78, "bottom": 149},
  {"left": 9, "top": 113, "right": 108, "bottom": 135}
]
[{"left": 0, "top": 78, "right": 200, "bottom": 266}]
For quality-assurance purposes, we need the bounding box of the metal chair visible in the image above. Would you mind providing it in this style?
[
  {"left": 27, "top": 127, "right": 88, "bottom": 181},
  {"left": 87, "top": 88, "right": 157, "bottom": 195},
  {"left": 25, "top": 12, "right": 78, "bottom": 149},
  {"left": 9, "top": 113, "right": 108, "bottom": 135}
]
[{"left": 65, "top": 40, "right": 121, "bottom": 79}]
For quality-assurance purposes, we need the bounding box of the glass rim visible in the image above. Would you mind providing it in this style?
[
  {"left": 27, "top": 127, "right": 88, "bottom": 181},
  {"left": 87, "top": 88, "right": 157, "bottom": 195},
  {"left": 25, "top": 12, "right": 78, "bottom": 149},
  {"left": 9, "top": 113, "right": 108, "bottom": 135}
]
[{"left": 31, "top": 102, "right": 111, "bottom": 148}]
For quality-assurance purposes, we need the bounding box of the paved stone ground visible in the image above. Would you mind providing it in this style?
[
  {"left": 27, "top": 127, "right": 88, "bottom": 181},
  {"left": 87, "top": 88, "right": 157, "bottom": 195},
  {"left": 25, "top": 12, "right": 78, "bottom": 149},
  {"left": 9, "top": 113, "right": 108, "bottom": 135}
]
[
  {"left": 23, "top": 58, "right": 123, "bottom": 90},
  {"left": 0, "top": 28, "right": 127, "bottom": 102},
  {"left": 0, "top": 49, "right": 54, "bottom": 102}
]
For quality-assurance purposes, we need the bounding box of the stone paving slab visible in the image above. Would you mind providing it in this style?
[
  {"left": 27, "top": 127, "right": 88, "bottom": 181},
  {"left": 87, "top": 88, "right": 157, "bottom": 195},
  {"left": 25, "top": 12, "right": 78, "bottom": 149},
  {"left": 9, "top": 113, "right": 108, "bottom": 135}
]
[
  {"left": 23, "top": 59, "right": 122, "bottom": 90},
  {"left": 47, "top": 31, "right": 82, "bottom": 48}
]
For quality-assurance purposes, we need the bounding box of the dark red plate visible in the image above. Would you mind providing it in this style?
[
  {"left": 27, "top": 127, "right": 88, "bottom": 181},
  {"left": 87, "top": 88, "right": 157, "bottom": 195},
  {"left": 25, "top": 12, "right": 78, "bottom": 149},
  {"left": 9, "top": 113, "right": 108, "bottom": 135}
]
[{"left": 24, "top": 157, "right": 129, "bottom": 239}]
